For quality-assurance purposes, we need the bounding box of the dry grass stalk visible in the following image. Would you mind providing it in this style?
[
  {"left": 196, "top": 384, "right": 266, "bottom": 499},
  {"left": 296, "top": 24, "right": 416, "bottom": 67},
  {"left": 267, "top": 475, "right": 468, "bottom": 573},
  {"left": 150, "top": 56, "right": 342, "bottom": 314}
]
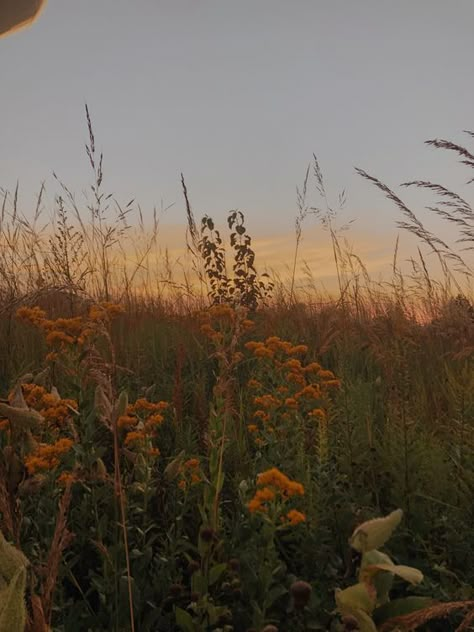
[
  {"left": 41, "top": 482, "right": 74, "bottom": 623},
  {"left": 379, "top": 600, "right": 474, "bottom": 632}
]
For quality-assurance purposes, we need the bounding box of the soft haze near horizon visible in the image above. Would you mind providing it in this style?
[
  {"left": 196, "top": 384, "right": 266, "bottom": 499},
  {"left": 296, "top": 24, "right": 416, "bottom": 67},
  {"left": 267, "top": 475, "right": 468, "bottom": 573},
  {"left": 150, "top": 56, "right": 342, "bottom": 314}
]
[{"left": 1, "top": 0, "right": 474, "bottom": 278}]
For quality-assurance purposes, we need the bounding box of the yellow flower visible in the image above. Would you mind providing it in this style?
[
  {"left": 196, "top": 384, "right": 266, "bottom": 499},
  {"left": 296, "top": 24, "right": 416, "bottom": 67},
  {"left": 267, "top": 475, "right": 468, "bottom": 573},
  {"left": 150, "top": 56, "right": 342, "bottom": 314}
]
[
  {"left": 124, "top": 431, "right": 145, "bottom": 446},
  {"left": 288, "top": 345, "right": 308, "bottom": 355},
  {"left": 285, "top": 397, "right": 298, "bottom": 410},
  {"left": 247, "top": 379, "right": 262, "bottom": 390},
  {"left": 117, "top": 415, "right": 137, "bottom": 429},
  {"left": 184, "top": 458, "right": 200, "bottom": 469},
  {"left": 286, "top": 509, "right": 306, "bottom": 526}
]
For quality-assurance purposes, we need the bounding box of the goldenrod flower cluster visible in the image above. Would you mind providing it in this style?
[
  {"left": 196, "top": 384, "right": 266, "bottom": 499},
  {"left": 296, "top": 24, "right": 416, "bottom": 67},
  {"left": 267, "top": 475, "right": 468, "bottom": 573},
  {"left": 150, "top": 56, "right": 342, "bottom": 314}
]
[
  {"left": 247, "top": 467, "right": 306, "bottom": 527},
  {"left": 118, "top": 397, "right": 169, "bottom": 455},
  {"left": 243, "top": 335, "right": 340, "bottom": 445},
  {"left": 177, "top": 457, "right": 202, "bottom": 490},
  {"left": 20, "top": 384, "right": 77, "bottom": 427},
  {"left": 24, "top": 437, "right": 73, "bottom": 474},
  {"left": 16, "top": 302, "right": 124, "bottom": 354}
]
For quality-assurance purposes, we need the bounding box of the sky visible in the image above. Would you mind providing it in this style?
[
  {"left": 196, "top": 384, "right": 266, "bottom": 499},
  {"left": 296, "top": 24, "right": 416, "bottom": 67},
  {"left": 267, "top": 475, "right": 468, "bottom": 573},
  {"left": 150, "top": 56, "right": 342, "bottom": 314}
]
[{"left": 1, "top": 0, "right": 474, "bottom": 279}]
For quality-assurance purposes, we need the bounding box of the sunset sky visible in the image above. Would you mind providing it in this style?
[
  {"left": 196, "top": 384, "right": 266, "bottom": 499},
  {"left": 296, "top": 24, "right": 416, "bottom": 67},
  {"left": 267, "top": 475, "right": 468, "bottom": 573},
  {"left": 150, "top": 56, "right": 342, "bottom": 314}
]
[{"left": 1, "top": 0, "right": 473, "bottom": 279}]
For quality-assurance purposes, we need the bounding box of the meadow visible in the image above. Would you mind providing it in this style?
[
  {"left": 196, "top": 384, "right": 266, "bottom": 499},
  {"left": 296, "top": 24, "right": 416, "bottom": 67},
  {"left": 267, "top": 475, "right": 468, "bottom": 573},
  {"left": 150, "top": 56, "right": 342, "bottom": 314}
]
[{"left": 0, "top": 118, "right": 473, "bottom": 631}]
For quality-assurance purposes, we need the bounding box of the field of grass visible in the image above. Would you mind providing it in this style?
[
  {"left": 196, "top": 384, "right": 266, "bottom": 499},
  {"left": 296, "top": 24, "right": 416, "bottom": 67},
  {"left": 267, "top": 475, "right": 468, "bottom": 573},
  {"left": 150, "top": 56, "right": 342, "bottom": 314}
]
[{"left": 0, "top": 120, "right": 473, "bottom": 631}]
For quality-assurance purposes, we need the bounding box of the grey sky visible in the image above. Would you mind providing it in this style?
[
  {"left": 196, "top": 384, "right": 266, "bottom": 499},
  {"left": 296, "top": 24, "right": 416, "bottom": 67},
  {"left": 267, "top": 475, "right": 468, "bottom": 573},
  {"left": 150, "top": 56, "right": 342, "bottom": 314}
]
[{"left": 1, "top": 0, "right": 473, "bottom": 241}]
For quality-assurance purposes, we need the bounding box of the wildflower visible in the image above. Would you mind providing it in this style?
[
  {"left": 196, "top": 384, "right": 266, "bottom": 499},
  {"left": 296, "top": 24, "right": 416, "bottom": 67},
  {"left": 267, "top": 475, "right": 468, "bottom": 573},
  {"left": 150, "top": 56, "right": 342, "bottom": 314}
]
[
  {"left": 284, "top": 397, "right": 298, "bottom": 410},
  {"left": 242, "top": 319, "right": 254, "bottom": 329},
  {"left": 178, "top": 479, "right": 187, "bottom": 490},
  {"left": 45, "top": 352, "right": 59, "bottom": 362},
  {"left": 318, "top": 369, "right": 335, "bottom": 380},
  {"left": 147, "top": 447, "right": 160, "bottom": 458},
  {"left": 290, "top": 580, "right": 312, "bottom": 608},
  {"left": 16, "top": 306, "right": 46, "bottom": 325},
  {"left": 283, "top": 359, "right": 303, "bottom": 371},
  {"left": 57, "top": 472, "right": 76, "bottom": 486},
  {"left": 253, "top": 410, "right": 270, "bottom": 423},
  {"left": 309, "top": 408, "right": 326, "bottom": 420},
  {"left": 286, "top": 509, "right": 306, "bottom": 526},
  {"left": 295, "top": 385, "right": 321, "bottom": 400},
  {"left": 25, "top": 456, "right": 58, "bottom": 474},
  {"left": 247, "top": 379, "right": 262, "bottom": 390},
  {"left": 255, "top": 487, "right": 276, "bottom": 502},
  {"left": 254, "top": 346, "right": 274, "bottom": 359},
  {"left": 277, "top": 385, "right": 289, "bottom": 394},
  {"left": 117, "top": 415, "right": 137, "bottom": 429},
  {"left": 45, "top": 331, "right": 75, "bottom": 346},
  {"left": 124, "top": 431, "right": 145, "bottom": 446},
  {"left": 184, "top": 458, "right": 200, "bottom": 469},
  {"left": 145, "top": 413, "right": 164, "bottom": 429},
  {"left": 253, "top": 394, "right": 280, "bottom": 410},
  {"left": 286, "top": 372, "right": 306, "bottom": 386},
  {"left": 288, "top": 345, "right": 308, "bottom": 355},
  {"left": 323, "top": 379, "right": 341, "bottom": 389},
  {"left": 247, "top": 424, "right": 259, "bottom": 433},
  {"left": 244, "top": 341, "right": 265, "bottom": 351},
  {"left": 190, "top": 471, "right": 201, "bottom": 484},
  {"left": 304, "top": 362, "right": 322, "bottom": 373}
]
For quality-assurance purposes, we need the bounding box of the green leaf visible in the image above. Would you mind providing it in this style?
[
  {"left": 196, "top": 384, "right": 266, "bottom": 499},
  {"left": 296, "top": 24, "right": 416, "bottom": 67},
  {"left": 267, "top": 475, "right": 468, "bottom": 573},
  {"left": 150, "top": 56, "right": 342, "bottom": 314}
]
[
  {"left": 365, "top": 563, "right": 423, "bottom": 585},
  {"left": 360, "top": 550, "right": 394, "bottom": 605},
  {"left": 175, "top": 606, "right": 195, "bottom": 632},
  {"left": 335, "top": 583, "right": 378, "bottom": 632},
  {"left": 191, "top": 570, "right": 206, "bottom": 595},
  {"left": 335, "top": 582, "right": 377, "bottom": 616},
  {"left": 0, "top": 567, "right": 27, "bottom": 632},
  {"left": 350, "top": 509, "right": 403, "bottom": 553},
  {"left": 209, "top": 563, "right": 227, "bottom": 586}
]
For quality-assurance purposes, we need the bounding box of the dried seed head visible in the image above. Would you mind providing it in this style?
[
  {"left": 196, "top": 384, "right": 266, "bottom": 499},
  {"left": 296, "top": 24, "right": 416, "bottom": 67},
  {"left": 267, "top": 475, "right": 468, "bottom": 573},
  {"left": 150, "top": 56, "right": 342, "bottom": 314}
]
[
  {"left": 169, "top": 583, "right": 183, "bottom": 598},
  {"left": 342, "top": 615, "right": 359, "bottom": 630},
  {"left": 199, "top": 526, "right": 215, "bottom": 543},
  {"left": 228, "top": 557, "right": 240, "bottom": 572},
  {"left": 290, "top": 580, "right": 312, "bottom": 609},
  {"left": 187, "top": 560, "right": 200, "bottom": 574}
]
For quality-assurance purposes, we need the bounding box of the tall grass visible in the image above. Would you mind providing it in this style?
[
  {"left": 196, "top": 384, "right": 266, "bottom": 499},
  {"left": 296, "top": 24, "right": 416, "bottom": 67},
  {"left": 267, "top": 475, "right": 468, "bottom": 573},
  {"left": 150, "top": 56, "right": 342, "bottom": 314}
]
[{"left": 0, "top": 112, "right": 473, "bottom": 630}]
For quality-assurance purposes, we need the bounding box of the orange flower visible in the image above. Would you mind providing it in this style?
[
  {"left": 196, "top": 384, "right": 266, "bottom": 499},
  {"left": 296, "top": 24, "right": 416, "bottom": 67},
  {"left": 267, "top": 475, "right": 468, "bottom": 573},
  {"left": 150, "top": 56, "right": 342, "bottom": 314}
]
[
  {"left": 247, "top": 379, "right": 262, "bottom": 390},
  {"left": 254, "top": 347, "right": 274, "bottom": 359},
  {"left": 145, "top": 413, "right": 164, "bottom": 429},
  {"left": 57, "top": 472, "right": 76, "bottom": 486},
  {"left": 318, "top": 369, "right": 335, "bottom": 380},
  {"left": 288, "top": 345, "right": 308, "bottom": 355},
  {"left": 304, "top": 362, "right": 322, "bottom": 373},
  {"left": 124, "top": 431, "right": 145, "bottom": 446},
  {"left": 117, "top": 415, "right": 137, "bottom": 429},
  {"left": 253, "top": 395, "right": 281, "bottom": 410},
  {"left": 323, "top": 379, "right": 341, "bottom": 389},
  {"left": 285, "top": 397, "right": 298, "bottom": 410},
  {"left": 253, "top": 410, "right": 270, "bottom": 423},
  {"left": 309, "top": 408, "right": 326, "bottom": 420},
  {"left": 283, "top": 359, "right": 303, "bottom": 371},
  {"left": 184, "top": 458, "right": 200, "bottom": 469},
  {"left": 247, "top": 424, "right": 259, "bottom": 433},
  {"left": 286, "top": 509, "right": 306, "bottom": 526}
]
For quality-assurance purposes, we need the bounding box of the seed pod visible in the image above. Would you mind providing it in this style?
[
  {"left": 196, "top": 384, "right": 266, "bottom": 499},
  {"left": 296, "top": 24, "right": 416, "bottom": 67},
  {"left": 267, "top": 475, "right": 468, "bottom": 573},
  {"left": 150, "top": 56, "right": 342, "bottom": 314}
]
[
  {"left": 199, "top": 526, "right": 215, "bottom": 543},
  {"left": 290, "top": 580, "right": 312, "bottom": 609}
]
